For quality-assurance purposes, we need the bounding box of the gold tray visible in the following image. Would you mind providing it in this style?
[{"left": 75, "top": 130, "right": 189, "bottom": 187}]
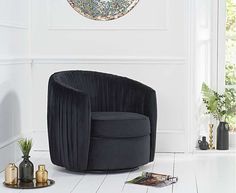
[{"left": 3, "top": 179, "right": 55, "bottom": 189}]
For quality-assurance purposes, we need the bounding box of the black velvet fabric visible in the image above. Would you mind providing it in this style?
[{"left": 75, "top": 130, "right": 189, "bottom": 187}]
[
  {"left": 88, "top": 136, "right": 150, "bottom": 171},
  {"left": 47, "top": 78, "right": 91, "bottom": 170},
  {"left": 91, "top": 112, "right": 150, "bottom": 138},
  {"left": 47, "top": 70, "right": 157, "bottom": 172}
]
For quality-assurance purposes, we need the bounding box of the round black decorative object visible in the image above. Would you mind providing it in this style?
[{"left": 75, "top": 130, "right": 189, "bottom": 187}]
[
  {"left": 217, "top": 122, "right": 229, "bottom": 150},
  {"left": 3, "top": 179, "right": 55, "bottom": 189},
  {"left": 19, "top": 156, "right": 34, "bottom": 183},
  {"left": 198, "top": 136, "right": 209, "bottom": 150}
]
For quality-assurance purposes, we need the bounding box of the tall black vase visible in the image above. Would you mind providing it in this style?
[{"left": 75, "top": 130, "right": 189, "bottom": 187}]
[
  {"left": 19, "top": 156, "right": 34, "bottom": 183},
  {"left": 217, "top": 122, "right": 229, "bottom": 150}
]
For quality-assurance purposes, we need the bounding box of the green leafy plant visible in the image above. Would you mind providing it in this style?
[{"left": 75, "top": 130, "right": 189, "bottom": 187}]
[
  {"left": 225, "top": 0, "right": 236, "bottom": 131},
  {"left": 201, "top": 82, "right": 236, "bottom": 122},
  {"left": 18, "top": 138, "right": 32, "bottom": 157},
  {"left": 226, "top": 0, "right": 236, "bottom": 32}
]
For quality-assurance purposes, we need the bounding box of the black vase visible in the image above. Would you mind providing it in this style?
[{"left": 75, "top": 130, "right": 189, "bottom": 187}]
[
  {"left": 217, "top": 122, "right": 229, "bottom": 150},
  {"left": 19, "top": 156, "right": 34, "bottom": 183},
  {"left": 198, "top": 136, "right": 209, "bottom": 150}
]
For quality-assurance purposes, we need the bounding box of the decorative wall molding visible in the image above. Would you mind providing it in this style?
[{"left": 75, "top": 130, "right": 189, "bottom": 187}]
[
  {"left": 0, "top": 0, "right": 29, "bottom": 30},
  {"left": 0, "top": 136, "right": 22, "bottom": 172},
  {"left": 32, "top": 57, "right": 186, "bottom": 65},
  {"left": 0, "top": 21, "right": 28, "bottom": 30},
  {"left": 47, "top": 25, "right": 168, "bottom": 31},
  {"left": 0, "top": 58, "right": 32, "bottom": 65},
  {"left": 0, "top": 135, "right": 21, "bottom": 149},
  {"left": 157, "top": 130, "right": 185, "bottom": 134},
  {"left": 0, "top": 57, "right": 186, "bottom": 66},
  {"left": 47, "top": 0, "right": 169, "bottom": 31}
]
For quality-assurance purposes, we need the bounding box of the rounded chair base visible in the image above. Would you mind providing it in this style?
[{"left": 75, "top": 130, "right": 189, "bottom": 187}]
[
  {"left": 50, "top": 135, "right": 150, "bottom": 172},
  {"left": 87, "top": 136, "right": 150, "bottom": 171},
  {"left": 66, "top": 166, "right": 139, "bottom": 174}
]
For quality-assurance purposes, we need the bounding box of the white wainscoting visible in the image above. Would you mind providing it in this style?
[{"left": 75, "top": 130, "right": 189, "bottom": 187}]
[
  {"left": 0, "top": 58, "right": 32, "bottom": 171},
  {"left": 47, "top": 0, "right": 169, "bottom": 30},
  {"left": 31, "top": 57, "right": 188, "bottom": 152},
  {"left": 0, "top": 0, "right": 29, "bottom": 30},
  {"left": 0, "top": 139, "right": 21, "bottom": 172},
  {"left": 33, "top": 56, "right": 185, "bottom": 65},
  {"left": 0, "top": 58, "right": 31, "bottom": 65},
  {"left": 31, "top": 0, "right": 186, "bottom": 60},
  {"left": 0, "top": 23, "right": 28, "bottom": 30}
]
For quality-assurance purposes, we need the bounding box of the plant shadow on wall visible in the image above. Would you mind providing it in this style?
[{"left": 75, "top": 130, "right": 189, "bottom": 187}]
[{"left": 0, "top": 90, "right": 21, "bottom": 145}]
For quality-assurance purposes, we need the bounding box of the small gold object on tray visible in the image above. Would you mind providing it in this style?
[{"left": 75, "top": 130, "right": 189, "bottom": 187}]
[
  {"left": 126, "top": 172, "right": 178, "bottom": 187},
  {"left": 3, "top": 179, "right": 55, "bottom": 189},
  {"left": 209, "top": 124, "right": 215, "bottom": 150},
  {"left": 5, "top": 163, "right": 18, "bottom": 185},
  {"left": 36, "top": 165, "right": 48, "bottom": 183}
]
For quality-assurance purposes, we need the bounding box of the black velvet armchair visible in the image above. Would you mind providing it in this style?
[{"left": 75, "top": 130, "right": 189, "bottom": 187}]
[{"left": 47, "top": 71, "right": 157, "bottom": 172}]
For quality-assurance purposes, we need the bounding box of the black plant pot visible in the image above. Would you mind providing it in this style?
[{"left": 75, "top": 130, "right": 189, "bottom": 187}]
[
  {"left": 217, "top": 122, "right": 229, "bottom": 150},
  {"left": 19, "top": 156, "right": 34, "bottom": 183},
  {"left": 198, "top": 136, "right": 209, "bottom": 150}
]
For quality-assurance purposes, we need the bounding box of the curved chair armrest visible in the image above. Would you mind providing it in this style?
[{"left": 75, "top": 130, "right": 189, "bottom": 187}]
[
  {"left": 143, "top": 89, "right": 157, "bottom": 161},
  {"left": 47, "top": 77, "right": 91, "bottom": 171}
]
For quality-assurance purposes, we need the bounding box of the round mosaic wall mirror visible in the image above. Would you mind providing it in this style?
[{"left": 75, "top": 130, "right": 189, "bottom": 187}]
[{"left": 67, "top": 0, "right": 139, "bottom": 21}]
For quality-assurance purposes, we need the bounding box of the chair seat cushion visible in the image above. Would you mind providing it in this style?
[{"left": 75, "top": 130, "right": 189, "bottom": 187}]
[{"left": 91, "top": 112, "right": 150, "bottom": 138}]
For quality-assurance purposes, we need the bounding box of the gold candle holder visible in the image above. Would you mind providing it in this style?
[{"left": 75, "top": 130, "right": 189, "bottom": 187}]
[
  {"left": 36, "top": 165, "right": 48, "bottom": 183},
  {"left": 5, "top": 163, "right": 18, "bottom": 185},
  {"left": 209, "top": 124, "right": 215, "bottom": 149}
]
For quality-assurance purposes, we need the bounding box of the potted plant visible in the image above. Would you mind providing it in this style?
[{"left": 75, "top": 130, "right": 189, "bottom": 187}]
[
  {"left": 201, "top": 82, "right": 236, "bottom": 150},
  {"left": 18, "top": 138, "right": 34, "bottom": 183}
]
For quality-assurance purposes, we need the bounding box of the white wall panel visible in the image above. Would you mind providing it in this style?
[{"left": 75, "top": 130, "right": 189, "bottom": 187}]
[
  {"left": 0, "top": 28, "right": 29, "bottom": 57},
  {"left": 0, "top": 0, "right": 28, "bottom": 28},
  {"left": 0, "top": 0, "right": 30, "bottom": 170},
  {"left": 31, "top": 0, "right": 186, "bottom": 57},
  {"left": 48, "top": 0, "right": 168, "bottom": 30},
  {"left": 0, "top": 0, "right": 29, "bottom": 57},
  {"left": 0, "top": 61, "right": 31, "bottom": 171}
]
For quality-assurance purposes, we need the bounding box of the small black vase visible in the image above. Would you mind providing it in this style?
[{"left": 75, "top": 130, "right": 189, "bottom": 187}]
[
  {"left": 19, "top": 156, "right": 34, "bottom": 183},
  {"left": 217, "top": 122, "right": 229, "bottom": 150},
  {"left": 198, "top": 136, "right": 209, "bottom": 150}
]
